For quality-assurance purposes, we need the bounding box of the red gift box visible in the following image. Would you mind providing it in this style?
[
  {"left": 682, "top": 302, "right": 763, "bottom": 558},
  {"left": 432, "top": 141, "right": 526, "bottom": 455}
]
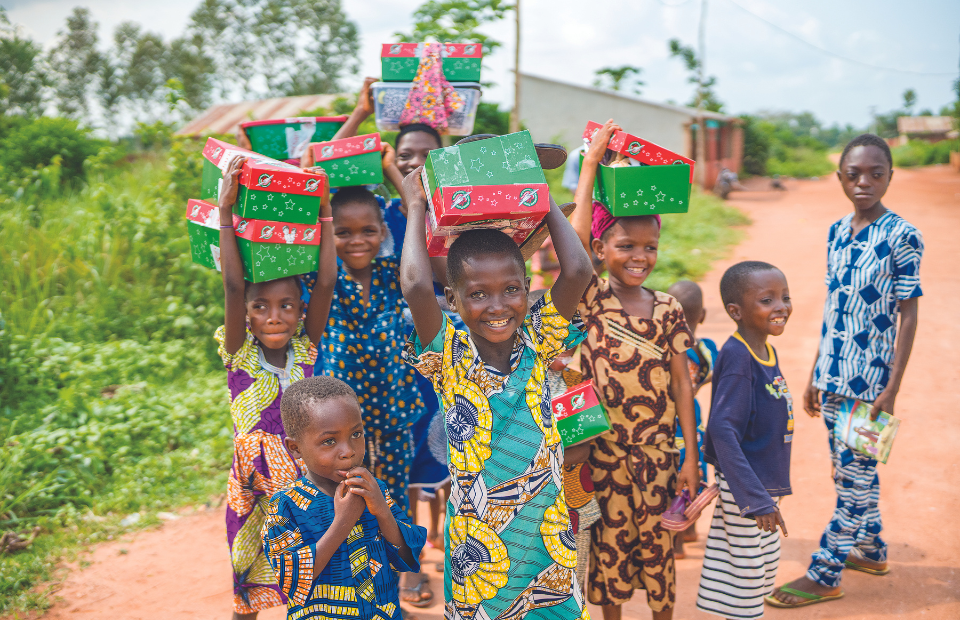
[{"left": 583, "top": 120, "right": 695, "bottom": 182}]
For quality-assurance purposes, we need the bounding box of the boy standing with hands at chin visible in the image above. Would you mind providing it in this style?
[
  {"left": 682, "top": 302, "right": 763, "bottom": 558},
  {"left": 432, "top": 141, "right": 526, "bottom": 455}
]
[{"left": 262, "top": 376, "right": 426, "bottom": 620}]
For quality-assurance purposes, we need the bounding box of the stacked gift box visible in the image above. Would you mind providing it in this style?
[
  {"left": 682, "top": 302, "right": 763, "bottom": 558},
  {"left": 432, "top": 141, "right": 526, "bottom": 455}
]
[
  {"left": 373, "top": 42, "right": 483, "bottom": 136},
  {"left": 307, "top": 133, "right": 384, "bottom": 188},
  {"left": 551, "top": 381, "right": 612, "bottom": 447},
  {"left": 240, "top": 116, "right": 347, "bottom": 165},
  {"left": 419, "top": 130, "right": 551, "bottom": 257},
  {"left": 185, "top": 137, "right": 326, "bottom": 282},
  {"left": 582, "top": 120, "right": 696, "bottom": 217}
]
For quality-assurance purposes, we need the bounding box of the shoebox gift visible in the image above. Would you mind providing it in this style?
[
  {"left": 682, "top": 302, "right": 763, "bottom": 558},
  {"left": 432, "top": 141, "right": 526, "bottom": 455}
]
[
  {"left": 240, "top": 116, "right": 347, "bottom": 162},
  {"left": 423, "top": 207, "right": 541, "bottom": 257},
  {"left": 419, "top": 130, "right": 550, "bottom": 255},
  {"left": 309, "top": 133, "right": 384, "bottom": 188},
  {"left": 200, "top": 138, "right": 326, "bottom": 226},
  {"left": 185, "top": 199, "right": 321, "bottom": 283},
  {"left": 551, "top": 380, "right": 612, "bottom": 448},
  {"left": 582, "top": 120, "right": 694, "bottom": 217},
  {"left": 380, "top": 42, "right": 482, "bottom": 82}
]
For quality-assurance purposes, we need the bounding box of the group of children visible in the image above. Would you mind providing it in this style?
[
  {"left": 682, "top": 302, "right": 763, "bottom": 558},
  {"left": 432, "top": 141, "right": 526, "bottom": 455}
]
[{"left": 211, "top": 82, "right": 923, "bottom": 620}]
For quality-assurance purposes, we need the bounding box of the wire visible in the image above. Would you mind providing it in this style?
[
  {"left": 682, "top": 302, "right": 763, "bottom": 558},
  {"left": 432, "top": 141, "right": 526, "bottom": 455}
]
[{"left": 722, "top": 0, "right": 957, "bottom": 77}]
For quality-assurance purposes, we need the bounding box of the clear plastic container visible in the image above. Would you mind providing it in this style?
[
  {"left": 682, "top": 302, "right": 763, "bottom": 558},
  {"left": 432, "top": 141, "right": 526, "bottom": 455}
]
[{"left": 372, "top": 82, "right": 482, "bottom": 136}]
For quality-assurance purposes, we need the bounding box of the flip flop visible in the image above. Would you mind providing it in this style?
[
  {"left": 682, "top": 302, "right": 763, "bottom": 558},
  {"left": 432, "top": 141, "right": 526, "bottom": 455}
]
[
  {"left": 401, "top": 575, "right": 434, "bottom": 608},
  {"left": 684, "top": 483, "right": 720, "bottom": 521},
  {"left": 453, "top": 134, "right": 568, "bottom": 170},
  {"left": 663, "top": 483, "right": 720, "bottom": 531},
  {"left": 764, "top": 586, "right": 844, "bottom": 608},
  {"left": 844, "top": 557, "right": 891, "bottom": 576}
]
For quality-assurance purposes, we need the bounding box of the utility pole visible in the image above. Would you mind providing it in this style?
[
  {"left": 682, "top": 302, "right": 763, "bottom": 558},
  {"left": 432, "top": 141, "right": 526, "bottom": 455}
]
[
  {"left": 510, "top": 0, "right": 521, "bottom": 133},
  {"left": 695, "top": 0, "right": 707, "bottom": 187}
]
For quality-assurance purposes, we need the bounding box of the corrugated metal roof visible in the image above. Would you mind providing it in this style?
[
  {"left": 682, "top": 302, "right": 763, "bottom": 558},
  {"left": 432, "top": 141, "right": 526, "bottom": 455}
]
[
  {"left": 897, "top": 115, "right": 953, "bottom": 135},
  {"left": 175, "top": 94, "right": 346, "bottom": 136}
]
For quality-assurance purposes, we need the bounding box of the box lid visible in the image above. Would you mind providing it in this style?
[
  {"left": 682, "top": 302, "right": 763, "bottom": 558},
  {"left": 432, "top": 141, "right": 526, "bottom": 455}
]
[
  {"left": 186, "top": 199, "right": 220, "bottom": 229},
  {"left": 551, "top": 381, "right": 603, "bottom": 421},
  {"left": 381, "top": 42, "right": 483, "bottom": 59},
  {"left": 240, "top": 116, "right": 348, "bottom": 128},
  {"left": 312, "top": 133, "right": 382, "bottom": 161},
  {"left": 583, "top": 121, "right": 695, "bottom": 181},
  {"left": 233, "top": 214, "right": 321, "bottom": 246},
  {"left": 202, "top": 137, "right": 326, "bottom": 198}
]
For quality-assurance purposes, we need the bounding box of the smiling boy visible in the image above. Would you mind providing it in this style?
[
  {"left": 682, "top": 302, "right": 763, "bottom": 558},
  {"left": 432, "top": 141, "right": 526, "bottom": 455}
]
[{"left": 262, "top": 376, "right": 426, "bottom": 620}]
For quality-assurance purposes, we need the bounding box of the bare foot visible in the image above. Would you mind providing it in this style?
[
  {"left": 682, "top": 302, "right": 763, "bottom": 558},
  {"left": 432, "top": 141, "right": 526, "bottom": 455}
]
[
  {"left": 400, "top": 572, "right": 433, "bottom": 608},
  {"left": 683, "top": 523, "right": 697, "bottom": 543},
  {"left": 769, "top": 576, "right": 841, "bottom": 606},
  {"left": 672, "top": 532, "right": 686, "bottom": 559}
]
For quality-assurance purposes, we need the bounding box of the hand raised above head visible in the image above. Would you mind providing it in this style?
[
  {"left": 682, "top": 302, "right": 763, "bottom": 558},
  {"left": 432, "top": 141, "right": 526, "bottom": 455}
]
[
  {"left": 584, "top": 119, "right": 622, "bottom": 165},
  {"left": 401, "top": 165, "right": 427, "bottom": 204},
  {"left": 218, "top": 156, "right": 246, "bottom": 210}
]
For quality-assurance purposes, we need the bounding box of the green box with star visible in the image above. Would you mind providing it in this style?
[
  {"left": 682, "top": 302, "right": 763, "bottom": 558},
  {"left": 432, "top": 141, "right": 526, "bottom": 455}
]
[
  {"left": 310, "top": 133, "right": 384, "bottom": 188},
  {"left": 380, "top": 42, "right": 482, "bottom": 82},
  {"left": 592, "top": 162, "right": 692, "bottom": 216}
]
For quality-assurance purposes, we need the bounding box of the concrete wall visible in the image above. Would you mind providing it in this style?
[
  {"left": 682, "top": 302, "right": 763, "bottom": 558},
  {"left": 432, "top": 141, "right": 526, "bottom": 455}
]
[{"left": 517, "top": 74, "right": 695, "bottom": 154}]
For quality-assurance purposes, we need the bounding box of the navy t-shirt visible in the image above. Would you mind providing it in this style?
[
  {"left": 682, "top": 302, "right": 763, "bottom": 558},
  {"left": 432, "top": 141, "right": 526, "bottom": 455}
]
[{"left": 704, "top": 334, "right": 793, "bottom": 517}]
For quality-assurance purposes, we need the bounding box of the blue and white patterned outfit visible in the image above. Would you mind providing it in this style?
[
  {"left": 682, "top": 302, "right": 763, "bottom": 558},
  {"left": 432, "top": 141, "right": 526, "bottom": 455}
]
[{"left": 807, "top": 210, "right": 923, "bottom": 588}]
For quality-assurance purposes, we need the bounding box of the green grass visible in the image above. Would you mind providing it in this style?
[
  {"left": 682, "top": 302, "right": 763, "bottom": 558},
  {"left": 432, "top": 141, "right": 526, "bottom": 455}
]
[{"left": 0, "top": 146, "right": 748, "bottom": 614}]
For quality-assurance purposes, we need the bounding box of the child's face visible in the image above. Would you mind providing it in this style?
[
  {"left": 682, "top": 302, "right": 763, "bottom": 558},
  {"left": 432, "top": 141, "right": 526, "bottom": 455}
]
[
  {"left": 396, "top": 131, "right": 440, "bottom": 178},
  {"left": 446, "top": 254, "right": 530, "bottom": 345},
  {"left": 837, "top": 145, "right": 892, "bottom": 212},
  {"left": 284, "top": 396, "right": 365, "bottom": 488},
  {"left": 592, "top": 218, "right": 659, "bottom": 288},
  {"left": 727, "top": 269, "right": 792, "bottom": 337},
  {"left": 334, "top": 201, "right": 385, "bottom": 272},
  {"left": 245, "top": 279, "right": 304, "bottom": 350}
]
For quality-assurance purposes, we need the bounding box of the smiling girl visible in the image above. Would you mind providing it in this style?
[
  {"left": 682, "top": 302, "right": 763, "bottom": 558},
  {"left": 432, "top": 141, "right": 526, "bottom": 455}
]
[
  {"left": 570, "top": 120, "right": 700, "bottom": 620},
  {"left": 215, "top": 157, "right": 337, "bottom": 619}
]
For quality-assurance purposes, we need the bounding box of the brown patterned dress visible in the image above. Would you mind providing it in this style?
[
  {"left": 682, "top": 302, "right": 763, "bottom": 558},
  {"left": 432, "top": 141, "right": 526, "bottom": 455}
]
[{"left": 577, "top": 275, "right": 693, "bottom": 611}]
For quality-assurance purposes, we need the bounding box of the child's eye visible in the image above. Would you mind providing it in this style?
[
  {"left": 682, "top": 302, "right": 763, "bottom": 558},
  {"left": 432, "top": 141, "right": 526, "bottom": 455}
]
[
  {"left": 646, "top": 246, "right": 658, "bottom": 252},
  {"left": 352, "top": 430, "right": 363, "bottom": 439},
  {"left": 321, "top": 438, "right": 335, "bottom": 446},
  {"left": 470, "top": 291, "right": 486, "bottom": 300},
  {"left": 506, "top": 286, "right": 519, "bottom": 294}
]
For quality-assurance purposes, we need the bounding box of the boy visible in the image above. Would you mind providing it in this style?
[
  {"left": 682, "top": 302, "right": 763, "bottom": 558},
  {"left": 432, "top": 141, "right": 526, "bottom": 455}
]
[
  {"left": 399, "top": 166, "right": 594, "bottom": 620},
  {"left": 262, "top": 376, "right": 427, "bottom": 620},
  {"left": 768, "top": 134, "right": 922, "bottom": 608},
  {"left": 695, "top": 261, "right": 793, "bottom": 619},
  {"left": 667, "top": 280, "right": 719, "bottom": 559}
]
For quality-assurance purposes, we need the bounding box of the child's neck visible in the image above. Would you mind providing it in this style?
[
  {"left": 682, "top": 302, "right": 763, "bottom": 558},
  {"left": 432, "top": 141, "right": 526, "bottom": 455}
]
[
  {"left": 736, "top": 326, "right": 770, "bottom": 362},
  {"left": 851, "top": 200, "right": 888, "bottom": 234},
  {"left": 469, "top": 330, "right": 516, "bottom": 375},
  {"left": 345, "top": 263, "right": 373, "bottom": 305},
  {"left": 305, "top": 470, "right": 339, "bottom": 497},
  {"left": 608, "top": 277, "right": 655, "bottom": 319},
  {"left": 260, "top": 342, "right": 288, "bottom": 368}
]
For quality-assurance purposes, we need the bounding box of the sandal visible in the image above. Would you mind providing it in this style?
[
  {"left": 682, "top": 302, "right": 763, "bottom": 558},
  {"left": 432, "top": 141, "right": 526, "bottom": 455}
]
[
  {"left": 662, "top": 483, "right": 719, "bottom": 531},
  {"left": 401, "top": 575, "right": 434, "bottom": 609},
  {"left": 844, "top": 556, "right": 890, "bottom": 576},
  {"left": 764, "top": 586, "right": 845, "bottom": 608}
]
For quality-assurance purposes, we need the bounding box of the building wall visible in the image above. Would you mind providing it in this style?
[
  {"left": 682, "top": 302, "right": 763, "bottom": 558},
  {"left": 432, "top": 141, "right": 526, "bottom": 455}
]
[{"left": 517, "top": 74, "right": 694, "bottom": 153}]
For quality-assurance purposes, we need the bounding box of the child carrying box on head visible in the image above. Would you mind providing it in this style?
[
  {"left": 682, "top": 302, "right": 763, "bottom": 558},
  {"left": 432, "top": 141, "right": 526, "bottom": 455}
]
[
  {"left": 263, "top": 375, "right": 427, "bottom": 620},
  {"left": 666, "top": 280, "right": 719, "bottom": 559},
  {"left": 399, "top": 163, "right": 595, "bottom": 619},
  {"left": 570, "top": 120, "right": 701, "bottom": 620},
  {"left": 215, "top": 157, "right": 337, "bottom": 618},
  {"left": 694, "top": 261, "right": 793, "bottom": 620}
]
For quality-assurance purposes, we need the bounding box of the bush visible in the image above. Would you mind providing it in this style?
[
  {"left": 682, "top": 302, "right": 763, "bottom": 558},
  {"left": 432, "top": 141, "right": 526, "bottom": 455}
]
[
  {"left": 767, "top": 146, "right": 834, "bottom": 178},
  {"left": 740, "top": 115, "right": 770, "bottom": 176},
  {"left": 892, "top": 139, "right": 959, "bottom": 167},
  {"left": 0, "top": 117, "right": 110, "bottom": 186}
]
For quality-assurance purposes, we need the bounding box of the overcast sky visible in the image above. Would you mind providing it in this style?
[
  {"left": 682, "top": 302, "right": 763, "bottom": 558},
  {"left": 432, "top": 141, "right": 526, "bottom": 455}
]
[{"left": 5, "top": 0, "right": 958, "bottom": 127}]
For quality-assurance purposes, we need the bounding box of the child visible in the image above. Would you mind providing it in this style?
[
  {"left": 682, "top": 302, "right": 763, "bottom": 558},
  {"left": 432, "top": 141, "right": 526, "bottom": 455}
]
[
  {"left": 694, "top": 261, "right": 793, "bottom": 619},
  {"left": 570, "top": 119, "right": 700, "bottom": 620},
  {"left": 399, "top": 165, "right": 594, "bottom": 619},
  {"left": 215, "top": 157, "right": 337, "bottom": 618},
  {"left": 666, "top": 279, "right": 719, "bottom": 559},
  {"left": 263, "top": 375, "right": 427, "bottom": 619},
  {"left": 768, "top": 134, "right": 923, "bottom": 608}
]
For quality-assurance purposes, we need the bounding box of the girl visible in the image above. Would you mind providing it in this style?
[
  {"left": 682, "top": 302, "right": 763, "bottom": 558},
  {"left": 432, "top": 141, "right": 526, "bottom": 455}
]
[
  {"left": 400, "top": 165, "right": 595, "bottom": 620},
  {"left": 215, "top": 156, "right": 337, "bottom": 619},
  {"left": 570, "top": 120, "right": 701, "bottom": 620}
]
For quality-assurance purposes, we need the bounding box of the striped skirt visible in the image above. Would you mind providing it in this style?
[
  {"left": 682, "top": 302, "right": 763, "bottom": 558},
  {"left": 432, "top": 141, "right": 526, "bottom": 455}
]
[{"left": 696, "top": 473, "right": 781, "bottom": 619}]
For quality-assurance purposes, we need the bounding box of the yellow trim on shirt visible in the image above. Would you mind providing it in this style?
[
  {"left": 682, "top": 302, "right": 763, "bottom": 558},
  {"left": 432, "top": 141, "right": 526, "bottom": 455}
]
[{"left": 733, "top": 332, "right": 776, "bottom": 367}]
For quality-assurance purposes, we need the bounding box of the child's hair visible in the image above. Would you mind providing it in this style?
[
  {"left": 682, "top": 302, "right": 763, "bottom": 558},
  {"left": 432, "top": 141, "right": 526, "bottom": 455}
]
[
  {"left": 243, "top": 275, "right": 301, "bottom": 302},
  {"left": 396, "top": 123, "right": 442, "bottom": 149},
  {"left": 331, "top": 186, "right": 383, "bottom": 222},
  {"left": 838, "top": 133, "right": 892, "bottom": 169},
  {"left": 280, "top": 376, "right": 359, "bottom": 440},
  {"left": 447, "top": 229, "right": 525, "bottom": 288},
  {"left": 719, "top": 261, "right": 780, "bottom": 307},
  {"left": 667, "top": 280, "right": 703, "bottom": 322}
]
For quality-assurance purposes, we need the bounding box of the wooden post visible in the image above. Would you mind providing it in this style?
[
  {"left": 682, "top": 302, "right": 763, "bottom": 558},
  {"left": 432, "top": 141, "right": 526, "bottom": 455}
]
[
  {"left": 695, "top": 0, "right": 707, "bottom": 188},
  {"left": 510, "top": 0, "right": 521, "bottom": 133}
]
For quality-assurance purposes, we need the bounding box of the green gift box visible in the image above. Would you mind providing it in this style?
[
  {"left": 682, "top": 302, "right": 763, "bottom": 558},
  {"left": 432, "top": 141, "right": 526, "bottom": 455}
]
[
  {"left": 311, "top": 133, "right": 384, "bottom": 188},
  {"left": 201, "top": 138, "right": 326, "bottom": 225},
  {"left": 552, "top": 381, "right": 612, "bottom": 447},
  {"left": 380, "top": 42, "right": 482, "bottom": 82},
  {"left": 240, "top": 116, "right": 347, "bottom": 162},
  {"left": 186, "top": 199, "right": 321, "bottom": 283}
]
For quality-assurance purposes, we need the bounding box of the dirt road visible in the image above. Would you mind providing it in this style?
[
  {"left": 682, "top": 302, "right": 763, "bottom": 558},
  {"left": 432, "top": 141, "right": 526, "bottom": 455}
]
[{"left": 25, "top": 166, "right": 960, "bottom": 620}]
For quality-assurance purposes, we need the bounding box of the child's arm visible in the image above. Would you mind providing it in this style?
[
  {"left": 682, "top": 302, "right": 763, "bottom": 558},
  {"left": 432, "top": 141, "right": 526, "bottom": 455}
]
[
  {"left": 399, "top": 167, "right": 444, "bottom": 345},
  {"left": 546, "top": 194, "right": 593, "bottom": 321},
  {"left": 342, "top": 467, "right": 419, "bottom": 568},
  {"left": 303, "top": 169, "right": 336, "bottom": 345},
  {"left": 331, "top": 77, "right": 377, "bottom": 141},
  {"left": 381, "top": 142, "right": 408, "bottom": 214},
  {"left": 310, "top": 482, "right": 368, "bottom": 578},
  {"left": 802, "top": 360, "right": 822, "bottom": 418},
  {"left": 670, "top": 352, "right": 700, "bottom": 501},
  {"left": 570, "top": 119, "right": 620, "bottom": 253},
  {"left": 218, "top": 156, "right": 248, "bottom": 355},
  {"left": 871, "top": 296, "right": 917, "bottom": 419}
]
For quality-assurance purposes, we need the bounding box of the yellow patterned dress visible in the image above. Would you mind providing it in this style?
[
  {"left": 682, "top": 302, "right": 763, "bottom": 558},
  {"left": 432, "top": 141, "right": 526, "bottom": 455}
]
[
  {"left": 404, "top": 292, "right": 590, "bottom": 620},
  {"left": 215, "top": 322, "right": 317, "bottom": 614}
]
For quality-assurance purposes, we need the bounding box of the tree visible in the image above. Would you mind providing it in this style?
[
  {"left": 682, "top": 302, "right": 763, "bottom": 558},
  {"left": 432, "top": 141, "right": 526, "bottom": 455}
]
[
  {"left": 902, "top": 88, "right": 917, "bottom": 114},
  {"left": 668, "top": 38, "right": 723, "bottom": 112},
  {"left": 739, "top": 114, "right": 769, "bottom": 176},
  {"left": 395, "top": 0, "right": 514, "bottom": 56},
  {"left": 111, "top": 23, "right": 167, "bottom": 117},
  {"left": 166, "top": 33, "right": 215, "bottom": 112},
  {"left": 47, "top": 8, "right": 102, "bottom": 119},
  {"left": 593, "top": 65, "right": 643, "bottom": 95},
  {"left": 0, "top": 8, "right": 47, "bottom": 117}
]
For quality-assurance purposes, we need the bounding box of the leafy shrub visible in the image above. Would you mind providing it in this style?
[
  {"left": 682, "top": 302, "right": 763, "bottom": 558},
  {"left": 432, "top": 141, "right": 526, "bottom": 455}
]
[
  {"left": 891, "top": 139, "right": 959, "bottom": 167},
  {"left": 767, "top": 146, "right": 834, "bottom": 178},
  {"left": 0, "top": 117, "right": 111, "bottom": 185}
]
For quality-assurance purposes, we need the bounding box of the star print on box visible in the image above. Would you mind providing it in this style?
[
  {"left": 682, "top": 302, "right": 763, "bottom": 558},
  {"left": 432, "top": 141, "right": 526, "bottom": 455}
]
[
  {"left": 380, "top": 41, "right": 482, "bottom": 82},
  {"left": 311, "top": 133, "right": 384, "bottom": 188}
]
